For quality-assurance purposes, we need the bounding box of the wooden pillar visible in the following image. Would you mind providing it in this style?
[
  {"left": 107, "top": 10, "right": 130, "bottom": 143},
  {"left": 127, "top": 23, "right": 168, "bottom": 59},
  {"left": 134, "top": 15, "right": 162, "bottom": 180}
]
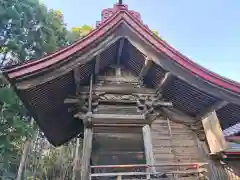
[
  {"left": 202, "top": 111, "right": 227, "bottom": 154},
  {"left": 80, "top": 127, "right": 93, "bottom": 180},
  {"left": 142, "top": 125, "right": 156, "bottom": 174},
  {"left": 80, "top": 73, "right": 94, "bottom": 180}
]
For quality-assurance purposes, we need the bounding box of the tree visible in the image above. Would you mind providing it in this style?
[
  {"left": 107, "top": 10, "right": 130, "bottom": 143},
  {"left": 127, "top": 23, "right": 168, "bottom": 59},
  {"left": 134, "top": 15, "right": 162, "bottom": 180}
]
[
  {"left": 0, "top": 1, "right": 95, "bottom": 179},
  {"left": 68, "top": 25, "right": 93, "bottom": 43},
  {"left": 152, "top": 30, "right": 161, "bottom": 38},
  {"left": 0, "top": 0, "right": 71, "bottom": 179}
]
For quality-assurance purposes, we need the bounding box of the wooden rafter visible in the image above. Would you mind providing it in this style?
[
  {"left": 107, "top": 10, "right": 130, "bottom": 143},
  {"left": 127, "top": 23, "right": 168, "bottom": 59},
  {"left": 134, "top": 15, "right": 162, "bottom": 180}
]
[
  {"left": 156, "top": 72, "right": 174, "bottom": 93},
  {"left": 16, "top": 35, "right": 120, "bottom": 90},
  {"left": 196, "top": 100, "right": 229, "bottom": 120},
  {"left": 138, "top": 57, "right": 152, "bottom": 79}
]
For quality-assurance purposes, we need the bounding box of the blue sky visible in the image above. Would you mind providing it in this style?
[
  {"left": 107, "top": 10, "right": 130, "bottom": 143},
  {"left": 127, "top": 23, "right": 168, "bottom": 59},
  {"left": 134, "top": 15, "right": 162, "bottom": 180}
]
[{"left": 42, "top": 0, "right": 240, "bottom": 82}]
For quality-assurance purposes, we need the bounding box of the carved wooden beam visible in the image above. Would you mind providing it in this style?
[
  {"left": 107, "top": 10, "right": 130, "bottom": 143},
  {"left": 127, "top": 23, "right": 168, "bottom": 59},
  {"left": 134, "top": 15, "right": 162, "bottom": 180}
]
[
  {"left": 94, "top": 55, "right": 101, "bottom": 75},
  {"left": 196, "top": 100, "right": 229, "bottom": 120},
  {"left": 117, "top": 38, "right": 125, "bottom": 66},
  {"left": 156, "top": 72, "right": 174, "bottom": 94},
  {"left": 79, "top": 85, "right": 155, "bottom": 94},
  {"left": 97, "top": 76, "right": 139, "bottom": 83},
  {"left": 138, "top": 57, "right": 152, "bottom": 79}
]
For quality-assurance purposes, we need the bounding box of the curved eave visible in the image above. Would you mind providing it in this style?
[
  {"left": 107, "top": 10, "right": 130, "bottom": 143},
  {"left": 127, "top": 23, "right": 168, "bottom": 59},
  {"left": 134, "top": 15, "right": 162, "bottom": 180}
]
[{"left": 4, "top": 7, "right": 240, "bottom": 95}]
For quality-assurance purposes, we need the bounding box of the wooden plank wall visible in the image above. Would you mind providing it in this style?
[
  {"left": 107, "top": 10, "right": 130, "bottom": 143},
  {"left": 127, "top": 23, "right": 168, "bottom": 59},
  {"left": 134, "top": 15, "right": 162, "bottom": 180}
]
[
  {"left": 151, "top": 117, "right": 204, "bottom": 163},
  {"left": 151, "top": 117, "right": 205, "bottom": 172}
]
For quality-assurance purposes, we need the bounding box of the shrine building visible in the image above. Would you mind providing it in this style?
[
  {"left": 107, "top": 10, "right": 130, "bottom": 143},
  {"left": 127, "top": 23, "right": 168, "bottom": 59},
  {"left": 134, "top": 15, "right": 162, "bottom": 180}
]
[{"left": 3, "top": 2, "right": 240, "bottom": 180}]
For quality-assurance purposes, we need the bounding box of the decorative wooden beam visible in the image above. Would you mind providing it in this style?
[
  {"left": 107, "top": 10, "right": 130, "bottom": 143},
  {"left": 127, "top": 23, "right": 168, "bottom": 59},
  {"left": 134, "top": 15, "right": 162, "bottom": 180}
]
[
  {"left": 156, "top": 72, "right": 174, "bottom": 94},
  {"left": 80, "top": 128, "right": 93, "bottom": 180},
  {"left": 117, "top": 38, "right": 125, "bottom": 66},
  {"left": 196, "top": 100, "right": 229, "bottom": 120},
  {"left": 94, "top": 55, "right": 101, "bottom": 75},
  {"left": 89, "top": 113, "right": 146, "bottom": 125},
  {"left": 202, "top": 111, "right": 227, "bottom": 154},
  {"left": 142, "top": 125, "right": 156, "bottom": 174},
  {"left": 97, "top": 76, "right": 139, "bottom": 83},
  {"left": 138, "top": 57, "right": 152, "bottom": 79},
  {"left": 79, "top": 85, "right": 156, "bottom": 94}
]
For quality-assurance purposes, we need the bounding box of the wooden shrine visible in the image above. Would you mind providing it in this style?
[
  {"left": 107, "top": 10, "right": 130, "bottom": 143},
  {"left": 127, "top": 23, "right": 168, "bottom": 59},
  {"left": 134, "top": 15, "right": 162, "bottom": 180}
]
[{"left": 3, "top": 2, "right": 240, "bottom": 180}]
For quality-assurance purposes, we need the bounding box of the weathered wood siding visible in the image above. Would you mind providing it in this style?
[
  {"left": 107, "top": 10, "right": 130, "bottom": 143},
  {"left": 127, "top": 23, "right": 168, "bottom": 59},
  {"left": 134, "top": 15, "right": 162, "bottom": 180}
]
[{"left": 151, "top": 118, "right": 204, "bottom": 166}]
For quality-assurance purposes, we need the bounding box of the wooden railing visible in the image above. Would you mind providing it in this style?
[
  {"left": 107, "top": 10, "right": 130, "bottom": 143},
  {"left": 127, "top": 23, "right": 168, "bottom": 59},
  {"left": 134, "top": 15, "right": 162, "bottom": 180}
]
[{"left": 90, "top": 162, "right": 208, "bottom": 180}]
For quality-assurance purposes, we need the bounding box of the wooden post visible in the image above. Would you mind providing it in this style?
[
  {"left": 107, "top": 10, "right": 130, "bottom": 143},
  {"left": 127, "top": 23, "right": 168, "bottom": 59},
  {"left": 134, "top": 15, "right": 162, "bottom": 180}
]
[
  {"left": 80, "top": 73, "right": 94, "bottom": 180},
  {"left": 80, "top": 128, "right": 93, "bottom": 180},
  {"left": 142, "top": 125, "right": 156, "bottom": 174},
  {"left": 202, "top": 111, "right": 227, "bottom": 154},
  {"left": 88, "top": 74, "right": 93, "bottom": 111}
]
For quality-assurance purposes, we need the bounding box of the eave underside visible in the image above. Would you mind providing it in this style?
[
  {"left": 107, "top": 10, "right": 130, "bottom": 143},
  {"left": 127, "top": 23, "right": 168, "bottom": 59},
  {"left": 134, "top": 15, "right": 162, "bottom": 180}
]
[{"left": 12, "top": 37, "right": 240, "bottom": 146}]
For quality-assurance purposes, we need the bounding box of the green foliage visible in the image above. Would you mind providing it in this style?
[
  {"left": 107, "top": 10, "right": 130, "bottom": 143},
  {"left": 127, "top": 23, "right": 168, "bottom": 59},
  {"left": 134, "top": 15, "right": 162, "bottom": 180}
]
[
  {"left": 152, "top": 30, "right": 160, "bottom": 38},
  {"left": 68, "top": 24, "right": 93, "bottom": 43},
  {"left": 0, "top": 0, "right": 79, "bottom": 179}
]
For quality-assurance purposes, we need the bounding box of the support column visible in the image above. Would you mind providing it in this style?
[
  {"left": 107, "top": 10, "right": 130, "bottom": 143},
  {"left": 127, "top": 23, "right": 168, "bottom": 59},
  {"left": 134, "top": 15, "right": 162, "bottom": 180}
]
[
  {"left": 81, "top": 73, "right": 94, "bottom": 180},
  {"left": 142, "top": 125, "right": 156, "bottom": 174},
  {"left": 80, "top": 127, "right": 93, "bottom": 180}
]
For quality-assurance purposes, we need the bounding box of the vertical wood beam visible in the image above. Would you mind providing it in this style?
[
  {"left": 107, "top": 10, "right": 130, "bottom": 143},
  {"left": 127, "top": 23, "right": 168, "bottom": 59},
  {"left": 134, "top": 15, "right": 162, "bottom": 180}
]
[
  {"left": 80, "top": 128, "right": 93, "bottom": 180},
  {"left": 202, "top": 111, "right": 227, "bottom": 154},
  {"left": 94, "top": 55, "right": 101, "bottom": 75},
  {"left": 117, "top": 38, "right": 125, "bottom": 66},
  {"left": 138, "top": 57, "right": 152, "bottom": 79},
  {"left": 116, "top": 39, "right": 125, "bottom": 77},
  {"left": 196, "top": 100, "right": 229, "bottom": 120},
  {"left": 156, "top": 72, "right": 174, "bottom": 93},
  {"left": 73, "top": 67, "right": 81, "bottom": 94},
  {"left": 80, "top": 74, "right": 94, "bottom": 180},
  {"left": 142, "top": 125, "right": 156, "bottom": 174},
  {"left": 88, "top": 74, "right": 93, "bottom": 112}
]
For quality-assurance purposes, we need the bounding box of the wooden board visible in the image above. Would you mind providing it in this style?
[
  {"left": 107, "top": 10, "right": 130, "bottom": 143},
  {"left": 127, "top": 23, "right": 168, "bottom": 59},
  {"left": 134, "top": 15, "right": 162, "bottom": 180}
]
[
  {"left": 91, "top": 113, "right": 147, "bottom": 125},
  {"left": 202, "top": 111, "right": 227, "bottom": 154},
  {"left": 142, "top": 125, "right": 156, "bottom": 173}
]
